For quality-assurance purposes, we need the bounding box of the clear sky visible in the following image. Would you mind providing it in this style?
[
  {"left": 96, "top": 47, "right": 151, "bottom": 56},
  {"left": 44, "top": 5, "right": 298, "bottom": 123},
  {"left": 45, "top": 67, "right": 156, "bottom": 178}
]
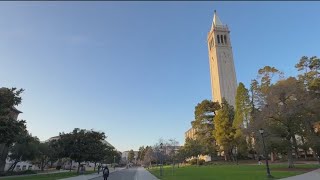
[{"left": 1, "top": 2, "right": 319, "bottom": 152}]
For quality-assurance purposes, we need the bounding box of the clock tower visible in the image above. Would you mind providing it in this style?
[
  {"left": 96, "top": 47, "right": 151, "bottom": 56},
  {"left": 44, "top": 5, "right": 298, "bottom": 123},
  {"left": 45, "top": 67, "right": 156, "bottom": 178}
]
[{"left": 207, "top": 11, "right": 237, "bottom": 106}]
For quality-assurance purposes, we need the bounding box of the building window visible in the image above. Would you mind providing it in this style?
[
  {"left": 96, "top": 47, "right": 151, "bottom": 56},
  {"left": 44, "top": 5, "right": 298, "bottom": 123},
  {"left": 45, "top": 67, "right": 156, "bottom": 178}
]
[
  {"left": 211, "top": 37, "right": 214, "bottom": 47},
  {"left": 224, "top": 35, "right": 227, "bottom": 44},
  {"left": 217, "top": 35, "right": 220, "bottom": 44},
  {"left": 221, "top": 35, "right": 224, "bottom": 44}
]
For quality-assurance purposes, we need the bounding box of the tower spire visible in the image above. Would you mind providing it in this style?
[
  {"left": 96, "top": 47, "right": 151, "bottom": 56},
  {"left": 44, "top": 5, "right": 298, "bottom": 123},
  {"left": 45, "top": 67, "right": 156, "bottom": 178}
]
[{"left": 211, "top": 10, "right": 223, "bottom": 31}]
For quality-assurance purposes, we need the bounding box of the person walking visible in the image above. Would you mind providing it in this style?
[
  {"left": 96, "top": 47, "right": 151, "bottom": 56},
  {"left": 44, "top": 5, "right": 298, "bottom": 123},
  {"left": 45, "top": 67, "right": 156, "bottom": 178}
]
[
  {"left": 97, "top": 165, "right": 101, "bottom": 174},
  {"left": 103, "top": 166, "right": 109, "bottom": 180},
  {"left": 258, "top": 156, "right": 262, "bottom": 165}
]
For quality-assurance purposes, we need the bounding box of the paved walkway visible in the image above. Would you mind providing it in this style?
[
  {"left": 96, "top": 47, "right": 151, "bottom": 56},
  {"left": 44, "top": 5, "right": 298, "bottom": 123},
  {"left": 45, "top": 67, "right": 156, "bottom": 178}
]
[
  {"left": 91, "top": 167, "right": 158, "bottom": 180},
  {"left": 59, "top": 167, "right": 125, "bottom": 180},
  {"left": 280, "top": 168, "right": 320, "bottom": 180},
  {"left": 134, "top": 167, "right": 159, "bottom": 180}
]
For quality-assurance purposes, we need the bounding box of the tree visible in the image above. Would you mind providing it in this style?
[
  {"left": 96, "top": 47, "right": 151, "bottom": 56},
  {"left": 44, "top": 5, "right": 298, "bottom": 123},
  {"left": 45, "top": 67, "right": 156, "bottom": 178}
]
[
  {"left": 214, "top": 98, "right": 236, "bottom": 161},
  {"left": 137, "top": 146, "right": 146, "bottom": 163},
  {"left": 175, "top": 146, "right": 187, "bottom": 167},
  {"left": 7, "top": 133, "right": 39, "bottom": 172},
  {"left": 102, "top": 145, "right": 120, "bottom": 164},
  {"left": 32, "top": 142, "right": 55, "bottom": 171},
  {"left": 58, "top": 128, "right": 106, "bottom": 173},
  {"left": 128, "top": 150, "right": 135, "bottom": 163},
  {"left": 0, "top": 87, "right": 26, "bottom": 172},
  {"left": 295, "top": 56, "right": 320, "bottom": 93},
  {"left": 233, "top": 83, "right": 251, "bottom": 156},
  {"left": 183, "top": 138, "right": 203, "bottom": 162},
  {"left": 191, "top": 100, "right": 220, "bottom": 158},
  {"left": 258, "top": 77, "right": 308, "bottom": 168},
  {"left": 295, "top": 56, "right": 320, "bottom": 163},
  {"left": 87, "top": 141, "right": 107, "bottom": 171},
  {"left": 143, "top": 147, "right": 155, "bottom": 167}
]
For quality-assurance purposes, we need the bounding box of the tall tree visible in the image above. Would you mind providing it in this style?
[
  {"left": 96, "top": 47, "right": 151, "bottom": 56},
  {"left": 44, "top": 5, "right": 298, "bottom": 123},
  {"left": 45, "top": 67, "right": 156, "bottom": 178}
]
[
  {"left": 191, "top": 100, "right": 220, "bottom": 158},
  {"left": 295, "top": 56, "right": 320, "bottom": 163},
  {"left": 233, "top": 83, "right": 251, "bottom": 156},
  {"left": 295, "top": 56, "right": 320, "bottom": 93},
  {"left": 258, "top": 77, "right": 308, "bottom": 168},
  {"left": 234, "top": 83, "right": 251, "bottom": 136},
  {"left": 0, "top": 87, "right": 26, "bottom": 172},
  {"left": 214, "top": 98, "right": 236, "bottom": 161}
]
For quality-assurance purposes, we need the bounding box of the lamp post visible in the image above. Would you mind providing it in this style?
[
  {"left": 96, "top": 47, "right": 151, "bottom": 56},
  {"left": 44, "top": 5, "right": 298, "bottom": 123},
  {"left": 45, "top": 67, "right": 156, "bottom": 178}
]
[
  {"left": 259, "top": 128, "right": 272, "bottom": 178},
  {"left": 159, "top": 143, "right": 163, "bottom": 176}
]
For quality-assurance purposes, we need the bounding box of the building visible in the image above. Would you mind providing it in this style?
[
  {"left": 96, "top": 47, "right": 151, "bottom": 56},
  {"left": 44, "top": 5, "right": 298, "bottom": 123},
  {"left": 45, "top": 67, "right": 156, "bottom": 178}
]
[
  {"left": 207, "top": 10, "right": 237, "bottom": 106},
  {"left": 184, "top": 11, "right": 237, "bottom": 162},
  {"left": 185, "top": 128, "right": 197, "bottom": 140},
  {"left": 121, "top": 151, "right": 138, "bottom": 164}
]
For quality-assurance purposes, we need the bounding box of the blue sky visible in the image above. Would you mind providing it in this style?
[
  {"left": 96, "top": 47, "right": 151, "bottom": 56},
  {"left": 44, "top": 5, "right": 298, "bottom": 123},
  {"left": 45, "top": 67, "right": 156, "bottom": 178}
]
[{"left": 1, "top": 2, "right": 319, "bottom": 152}]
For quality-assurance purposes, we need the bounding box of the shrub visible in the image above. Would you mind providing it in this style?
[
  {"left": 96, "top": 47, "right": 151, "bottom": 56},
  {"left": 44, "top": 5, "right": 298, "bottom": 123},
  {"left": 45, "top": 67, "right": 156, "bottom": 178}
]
[
  {"left": 199, "top": 159, "right": 205, "bottom": 165},
  {"left": 189, "top": 159, "right": 205, "bottom": 165}
]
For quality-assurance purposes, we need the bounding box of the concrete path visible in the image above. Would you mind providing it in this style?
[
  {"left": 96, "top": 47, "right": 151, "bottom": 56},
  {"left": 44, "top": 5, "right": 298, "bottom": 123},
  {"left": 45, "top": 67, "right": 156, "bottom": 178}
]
[
  {"left": 91, "top": 167, "right": 159, "bottom": 180},
  {"left": 280, "top": 168, "right": 320, "bottom": 180},
  {"left": 59, "top": 167, "right": 124, "bottom": 180}
]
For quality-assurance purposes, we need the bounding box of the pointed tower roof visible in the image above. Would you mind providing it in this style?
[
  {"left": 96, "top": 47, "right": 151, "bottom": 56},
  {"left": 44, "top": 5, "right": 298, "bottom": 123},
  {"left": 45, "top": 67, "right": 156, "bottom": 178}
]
[{"left": 211, "top": 10, "right": 224, "bottom": 31}]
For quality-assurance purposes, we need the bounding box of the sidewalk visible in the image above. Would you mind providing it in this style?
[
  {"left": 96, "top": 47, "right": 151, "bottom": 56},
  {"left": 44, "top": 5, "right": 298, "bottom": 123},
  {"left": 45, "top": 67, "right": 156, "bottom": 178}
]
[
  {"left": 59, "top": 167, "right": 125, "bottom": 180},
  {"left": 135, "top": 167, "right": 159, "bottom": 180},
  {"left": 280, "top": 168, "right": 320, "bottom": 180}
]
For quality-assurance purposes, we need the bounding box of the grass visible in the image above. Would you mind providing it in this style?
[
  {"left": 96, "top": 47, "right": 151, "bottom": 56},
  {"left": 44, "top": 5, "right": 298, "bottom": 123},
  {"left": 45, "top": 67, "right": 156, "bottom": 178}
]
[
  {"left": 0, "top": 170, "right": 95, "bottom": 180},
  {"left": 148, "top": 164, "right": 320, "bottom": 180}
]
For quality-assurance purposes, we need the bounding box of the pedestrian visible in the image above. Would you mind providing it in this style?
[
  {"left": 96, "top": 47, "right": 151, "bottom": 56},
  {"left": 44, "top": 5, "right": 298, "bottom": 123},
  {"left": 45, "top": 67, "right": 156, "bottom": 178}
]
[
  {"left": 103, "top": 166, "right": 109, "bottom": 180},
  {"left": 258, "top": 156, "right": 262, "bottom": 165},
  {"left": 98, "top": 165, "right": 101, "bottom": 174}
]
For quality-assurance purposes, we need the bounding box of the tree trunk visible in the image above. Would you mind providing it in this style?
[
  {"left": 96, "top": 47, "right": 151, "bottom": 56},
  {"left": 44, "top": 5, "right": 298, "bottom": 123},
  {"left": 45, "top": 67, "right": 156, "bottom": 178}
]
[
  {"left": 316, "top": 151, "right": 320, "bottom": 165},
  {"left": 0, "top": 144, "right": 9, "bottom": 172},
  {"left": 94, "top": 162, "right": 96, "bottom": 172},
  {"left": 197, "top": 157, "right": 199, "bottom": 166},
  {"left": 304, "top": 150, "right": 308, "bottom": 160},
  {"left": 69, "top": 160, "right": 72, "bottom": 172},
  {"left": 292, "top": 135, "right": 299, "bottom": 159},
  {"left": 271, "top": 151, "right": 275, "bottom": 162},
  {"left": 77, "top": 162, "right": 80, "bottom": 173},
  {"left": 223, "top": 149, "right": 228, "bottom": 161},
  {"left": 301, "top": 136, "right": 308, "bottom": 160},
  {"left": 287, "top": 146, "right": 294, "bottom": 168},
  {"left": 7, "top": 161, "right": 19, "bottom": 172}
]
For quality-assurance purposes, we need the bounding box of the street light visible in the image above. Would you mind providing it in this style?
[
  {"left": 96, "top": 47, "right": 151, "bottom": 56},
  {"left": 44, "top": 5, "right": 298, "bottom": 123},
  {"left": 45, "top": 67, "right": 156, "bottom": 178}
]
[
  {"left": 259, "top": 128, "right": 272, "bottom": 178},
  {"left": 159, "top": 143, "right": 163, "bottom": 176}
]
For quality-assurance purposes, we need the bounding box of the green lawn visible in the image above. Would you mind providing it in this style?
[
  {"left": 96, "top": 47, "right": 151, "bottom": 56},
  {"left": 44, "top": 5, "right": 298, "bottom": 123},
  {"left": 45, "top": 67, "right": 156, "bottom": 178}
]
[
  {"left": 148, "top": 164, "right": 319, "bottom": 180},
  {"left": 0, "top": 170, "right": 95, "bottom": 180}
]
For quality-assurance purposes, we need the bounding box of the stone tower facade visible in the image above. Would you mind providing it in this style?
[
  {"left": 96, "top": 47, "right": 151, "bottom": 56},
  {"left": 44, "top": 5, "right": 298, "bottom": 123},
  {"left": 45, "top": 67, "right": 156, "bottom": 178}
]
[{"left": 207, "top": 11, "right": 237, "bottom": 106}]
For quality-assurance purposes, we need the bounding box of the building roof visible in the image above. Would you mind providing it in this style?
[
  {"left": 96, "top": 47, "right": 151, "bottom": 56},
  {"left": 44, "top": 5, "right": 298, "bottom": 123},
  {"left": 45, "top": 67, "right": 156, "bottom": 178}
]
[
  {"left": 11, "top": 106, "right": 22, "bottom": 114},
  {"left": 210, "top": 10, "right": 224, "bottom": 31}
]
